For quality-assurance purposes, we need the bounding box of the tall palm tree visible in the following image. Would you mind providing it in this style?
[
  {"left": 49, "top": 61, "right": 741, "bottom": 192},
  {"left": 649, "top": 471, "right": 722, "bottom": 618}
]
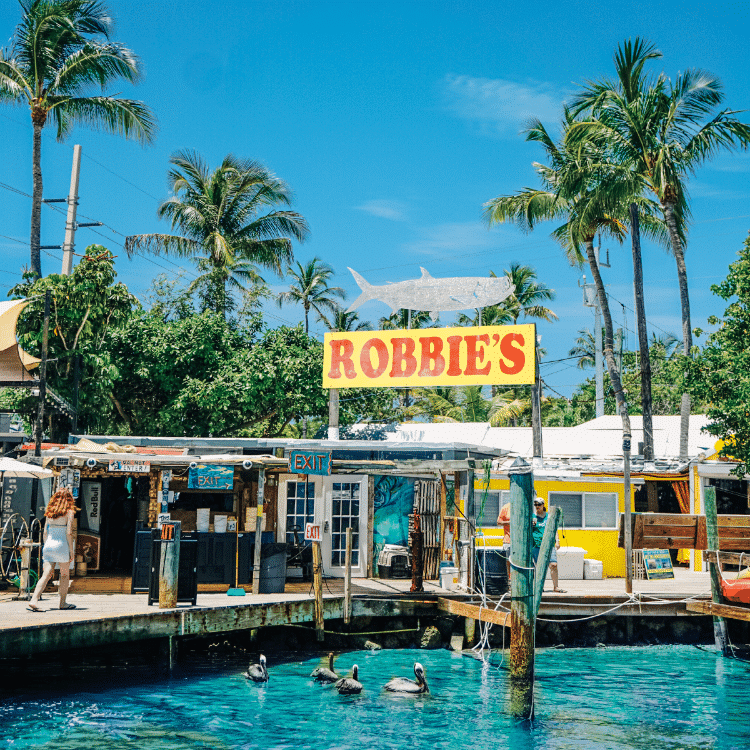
[
  {"left": 572, "top": 38, "right": 750, "bottom": 457},
  {"left": 569, "top": 327, "right": 598, "bottom": 370},
  {"left": 378, "top": 308, "right": 432, "bottom": 330},
  {"left": 126, "top": 150, "right": 308, "bottom": 317},
  {"left": 277, "top": 257, "right": 345, "bottom": 334},
  {"left": 0, "top": 0, "right": 156, "bottom": 278},
  {"left": 318, "top": 303, "right": 371, "bottom": 333}
]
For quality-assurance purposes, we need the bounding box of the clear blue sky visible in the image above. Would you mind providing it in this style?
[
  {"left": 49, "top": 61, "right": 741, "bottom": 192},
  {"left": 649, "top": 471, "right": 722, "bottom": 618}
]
[{"left": 2, "top": 0, "right": 749, "bottom": 398}]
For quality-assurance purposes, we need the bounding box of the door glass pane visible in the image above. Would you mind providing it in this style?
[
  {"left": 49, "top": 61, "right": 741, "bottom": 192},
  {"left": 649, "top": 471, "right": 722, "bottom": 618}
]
[
  {"left": 584, "top": 493, "right": 617, "bottom": 528},
  {"left": 329, "top": 481, "right": 361, "bottom": 568},
  {"left": 550, "top": 493, "right": 583, "bottom": 527},
  {"left": 286, "top": 481, "right": 315, "bottom": 545}
]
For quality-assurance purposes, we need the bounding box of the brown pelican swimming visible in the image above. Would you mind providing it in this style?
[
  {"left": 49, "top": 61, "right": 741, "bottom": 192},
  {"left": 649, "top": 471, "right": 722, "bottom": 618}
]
[
  {"left": 384, "top": 662, "right": 429, "bottom": 693},
  {"left": 311, "top": 652, "right": 339, "bottom": 683},
  {"left": 335, "top": 664, "right": 363, "bottom": 695},
  {"left": 245, "top": 654, "right": 269, "bottom": 682}
]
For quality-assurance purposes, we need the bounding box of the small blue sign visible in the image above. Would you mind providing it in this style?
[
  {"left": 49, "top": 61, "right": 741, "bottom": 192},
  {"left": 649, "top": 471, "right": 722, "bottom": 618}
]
[
  {"left": 188, "top": 464, "right": 235, "bottom": 490},
  {"left": 290, "top": 450, "right": 332, "bottom": 476}
]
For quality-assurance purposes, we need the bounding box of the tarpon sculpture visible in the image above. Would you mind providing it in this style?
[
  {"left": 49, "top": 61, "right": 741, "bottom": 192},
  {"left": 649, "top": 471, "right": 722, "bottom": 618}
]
[{"left": 346, "top": 268, "right": 515, "bottom": 322}]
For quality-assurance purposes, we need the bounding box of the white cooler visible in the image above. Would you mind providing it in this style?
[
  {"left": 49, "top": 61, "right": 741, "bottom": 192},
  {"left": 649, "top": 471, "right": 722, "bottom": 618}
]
[
  {"left": 556, "top": 547, "right": 586, "bottom": 579},
  {"left": 583, "top": 558, "right": 603, "bottom": 580}
]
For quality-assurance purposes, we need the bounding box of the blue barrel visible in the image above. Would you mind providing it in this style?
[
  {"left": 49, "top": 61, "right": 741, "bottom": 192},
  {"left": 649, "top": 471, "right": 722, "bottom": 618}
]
[{"left": 475, "top": 549, "right": 509, "bottom": 596}]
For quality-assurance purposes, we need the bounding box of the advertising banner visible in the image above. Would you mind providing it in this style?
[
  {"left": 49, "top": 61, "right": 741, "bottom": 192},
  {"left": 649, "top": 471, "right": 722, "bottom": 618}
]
[
  {"left": 80, "top": 482, "right": 101, "bottom": 533},
  {"left": 323, "top": 324, "right": 536, "bottom": 388}
]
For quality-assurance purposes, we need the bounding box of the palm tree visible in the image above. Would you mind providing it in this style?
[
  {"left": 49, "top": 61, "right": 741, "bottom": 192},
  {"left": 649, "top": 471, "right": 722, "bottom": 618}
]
[
  {"left": 126, "top": 150, "right": 308, "bottom": 317},
  {"left": 318, "top": 303, "right": 371, "bottom": 333},
  {"left": 0, "top": 0, "right": 156, "bottom": 278},
  {"left": 277, "top": 257, "right": 345, "bottom": 334},
  {"left": 378, "top": 308, "right": 432, "bottom": 330},
  {"left": 570, "top": 328, "right": 598, "bottom": 370},
  {"left": 571, "top": 38, "right": 750, "bottom": 457}
]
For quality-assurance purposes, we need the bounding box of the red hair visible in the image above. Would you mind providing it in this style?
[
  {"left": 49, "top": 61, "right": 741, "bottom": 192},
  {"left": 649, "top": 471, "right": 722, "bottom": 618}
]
[{"left": 45, "top": 488, "right": 78, "bottom": 519}]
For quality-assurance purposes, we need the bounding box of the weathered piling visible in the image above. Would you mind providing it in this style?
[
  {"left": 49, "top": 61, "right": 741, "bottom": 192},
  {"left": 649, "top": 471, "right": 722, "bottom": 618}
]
[
  {"left": 313, "top": 541, "right": 325, "bottom": 641},
  {"left": 251, "top": 469, "right": 265, "bottom": 596},
  {"left": 344, "top": 526, "right": 353, "bottom": 625},
  {"left": 158, "top": 520, "right": 181, "bottom": 609},
  {"left": 704, "top": 486, "right": 729, "bottom": 654},
  {"left": 508, "top": 457, "right": 534, "bottom": 719},
  {"left": 533, "top": 506, "right": 562, "bottom": 616}
]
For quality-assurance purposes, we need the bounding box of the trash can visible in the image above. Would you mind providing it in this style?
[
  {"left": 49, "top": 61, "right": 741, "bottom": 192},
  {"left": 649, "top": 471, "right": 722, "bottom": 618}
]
[
  {"left": 475, "top": 548, "right": 508, "bottom": 596},
  {"left": 257, "top": 543, "right": 288, "bottom": 594}
]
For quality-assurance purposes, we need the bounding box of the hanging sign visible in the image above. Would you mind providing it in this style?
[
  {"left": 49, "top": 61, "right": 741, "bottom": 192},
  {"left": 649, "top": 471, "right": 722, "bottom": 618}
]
[
  {"left": 643, "top": 549, "right": 675, "bottom": 580},
  {"left": 305, "top": 523, "right": 321, "bottom": 542},
  {"left": 58, "top": 468, "right": 81, "bottom": 499},
  {"left": 80, "top": 482, "right": 101, "bottom": 533},
  {"left": 290, "top": 450, "right": 331, "bottom": 476},
  {"left": 108, "top": 459, "right": 150, "bottom": 473},
  {"left": 188, "top": 464, "right": 234, "bottom": 490},
  {"left": 323, "top": 324, "right": 536, "bottom": 388}
]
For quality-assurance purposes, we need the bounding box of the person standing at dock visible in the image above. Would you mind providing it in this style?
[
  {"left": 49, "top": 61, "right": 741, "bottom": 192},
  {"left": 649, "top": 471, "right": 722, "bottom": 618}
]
[
  {"left": 28, "top": 489, "right": 78, "bottom": 611},
  {"left": 532, "top": 498, "right": 565, "bottom": 593},
  {"left": 497, "top": 502, "right": 512, "bottom": 582}
]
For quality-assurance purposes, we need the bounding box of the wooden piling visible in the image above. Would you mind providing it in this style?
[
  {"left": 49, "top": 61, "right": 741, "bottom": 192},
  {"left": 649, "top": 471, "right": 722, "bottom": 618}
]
[
  {"left": 508, "top": 457, "right": 534, "bottom": 719},
  {"left": 533, "top": 506, "right": 562, "bottom": 616},
  {"left": 251, "top": 469, "right": 265, "bottom": 596},
  {"left": 704, "top": 486, "right": 729, "bottom": 654},
  {"left": 158, "top": 521, "right": 181, "bottom": 609},
  {"left": 344, "top": 526, "right": 353, "bottom": 625},
  {"left": 410, "top": 513, "right": 424, "bottom": 593},
  {"left": 313, "top": 541, "right": 324, "bottom": 641}
]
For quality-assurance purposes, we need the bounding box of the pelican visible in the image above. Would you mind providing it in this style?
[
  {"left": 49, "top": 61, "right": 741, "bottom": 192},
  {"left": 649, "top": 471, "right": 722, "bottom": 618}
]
[
  {"left": 311, "top": 652, "right": 338, "bottom": 683},
  {"left": 384, "top": 662, "right": 429, "bottom": 694},
  {"left": 245, "top": 654, "right": 269, "bottom": 682},
  {"left": 335, "top": 664, "right": 363, "bottom": 695}
]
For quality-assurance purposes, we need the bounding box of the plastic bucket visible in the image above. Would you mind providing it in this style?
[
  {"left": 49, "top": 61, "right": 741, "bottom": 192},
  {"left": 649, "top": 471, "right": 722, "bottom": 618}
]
[
  {"left": 196, "top": 508, "right": 210, "bottom": 532},
  {"left": 214, "top": 515, "right": 228, "bottom": 533},
  {"left": 440, "top": 566, "right": 458, "bottom": 591}
]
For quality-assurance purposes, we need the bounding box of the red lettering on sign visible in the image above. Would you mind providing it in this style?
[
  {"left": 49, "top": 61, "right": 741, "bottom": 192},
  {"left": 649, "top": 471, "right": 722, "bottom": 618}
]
[
  {"left": 464, "top": 334, "right": 491, "bottom": 376},
  {"left": 328, "top": 338, "right": 357, "bottom": 379},
  {"left": 389, "top": 338, "right": 417, "bottom": 378},
  {"left": 446, "top": 335, "right": 463, "bottom": 376},
  {"left": 418, "top": 337, "right": 445, "bottom": 377},
  {"left": 499, "top": 333, "right": 526, "bottom": 374},
  {"left": 360, "top": 338, "right": 389, "bottom": 378}
]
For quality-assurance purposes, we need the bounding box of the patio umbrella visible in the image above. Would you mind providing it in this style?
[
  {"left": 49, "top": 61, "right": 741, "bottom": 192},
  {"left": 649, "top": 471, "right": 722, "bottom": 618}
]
[{"left": 0, "top": 457, "right": 53, "bottom": 477}]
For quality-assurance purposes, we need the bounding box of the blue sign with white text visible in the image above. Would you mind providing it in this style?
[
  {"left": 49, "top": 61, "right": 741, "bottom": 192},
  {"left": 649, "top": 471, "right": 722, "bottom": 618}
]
[
  {"left": 188, "top": 464, "right": 235, "bottom": 490},
  {"left": 289, "top": 450, "right": 332, "bottom": 476}
]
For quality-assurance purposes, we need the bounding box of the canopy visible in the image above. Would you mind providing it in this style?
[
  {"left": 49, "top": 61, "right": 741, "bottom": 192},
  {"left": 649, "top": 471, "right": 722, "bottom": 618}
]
[
  {"left": 0, "top": 299, "right": 40, "bottom": 382},
  {"left": 0, "top": 457, "right": 54, "bottom": 477}
]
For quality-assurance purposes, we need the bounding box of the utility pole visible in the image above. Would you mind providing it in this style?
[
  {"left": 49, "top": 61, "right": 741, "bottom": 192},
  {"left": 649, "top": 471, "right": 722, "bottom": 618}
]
[{"left": 61, "top": 145, "right": 82, "bottom": 275}]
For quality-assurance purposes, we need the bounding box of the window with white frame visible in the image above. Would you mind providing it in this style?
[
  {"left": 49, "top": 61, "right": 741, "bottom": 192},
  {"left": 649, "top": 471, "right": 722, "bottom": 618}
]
[
  {"left": 548, "top": 491, "right": 618, "bottom": 529},
  {"left": 285, "top": 481, "right": 315, "bottom": 545},
  {"left": 472, "top": 490, "right": 510, "bottom": 527}
]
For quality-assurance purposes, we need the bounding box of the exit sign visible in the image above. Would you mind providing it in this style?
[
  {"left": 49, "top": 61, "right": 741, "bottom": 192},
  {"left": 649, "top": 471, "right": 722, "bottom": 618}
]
[{"left": 290, "top": 450, "right": 331, "bottom": 476}]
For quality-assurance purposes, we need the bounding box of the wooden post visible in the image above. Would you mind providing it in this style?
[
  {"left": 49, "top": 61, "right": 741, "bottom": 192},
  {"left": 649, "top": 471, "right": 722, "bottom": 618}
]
[
  {"left": 344, "top": 526, "right": 353, "bottom": 624},
  {"left": 410, "top": 513, "right": 424, "bottom": 593},
  {"left": 508, "top": 457, "right": 534, "bottom": 719},
  {"left": 623, "top": 433, "right": 633, "bottom": 595},
  {"left": 530, "top": 329, "right": 543, "bottom": 463},
  {"left": 14, "top": 541, "right": 34, "bottom": 601},
  {"left": 704, "top": 486, "right": 729, "bottom": 654},
  {"left": 251, "top": 468, "right": 265, "bottom": 595},
  {"left": 313, "top": 541, "right": 324, "bottom": 641},
  {"left": 159, "top": 520, "right": 181, "bottom": 609},
  {"left": 328, "top": 388, "right": 340, "bottom": 440},
  {"left": 34, "top": 290, "right": 50, "bottom": 458},
  {"left": 533, "top": 506, "right": 562, "bottom": 617}
]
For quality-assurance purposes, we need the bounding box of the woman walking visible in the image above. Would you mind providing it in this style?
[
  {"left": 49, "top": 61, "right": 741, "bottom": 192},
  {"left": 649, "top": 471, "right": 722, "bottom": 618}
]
[{"left": 27, "top": 488, "right": 78, "bottom": 611}]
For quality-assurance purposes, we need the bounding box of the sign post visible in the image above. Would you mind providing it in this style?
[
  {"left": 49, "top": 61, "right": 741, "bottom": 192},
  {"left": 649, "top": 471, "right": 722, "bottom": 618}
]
[{"left": 158, "top": 520, "right": 181, "bottom": 609}]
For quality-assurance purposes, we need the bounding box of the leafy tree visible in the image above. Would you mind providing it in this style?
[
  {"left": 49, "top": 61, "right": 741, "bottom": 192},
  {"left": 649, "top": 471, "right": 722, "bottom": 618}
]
[
  {"left": 126, "top": 150, "right": 308, "bottom": 317},
  {"left": 686, "top": 236, "right": 750, "bottom": 476},
  {"left": 6, "top": 244, "right": 137, "bottom": 437},
  {"left": 572, "top": 38, "right": 750, "bottom": 457},
  {"left": 277, "top": 257, "right": 345, "bottom": 334},
  {"left": 0, "top": 0, "right": 156, "bottom": 278}
]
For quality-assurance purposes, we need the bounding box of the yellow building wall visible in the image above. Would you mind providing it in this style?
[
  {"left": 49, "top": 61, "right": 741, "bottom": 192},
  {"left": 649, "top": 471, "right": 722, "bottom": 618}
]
[{"left": 474, "top": 474, "right": 632, "bottom": 577}]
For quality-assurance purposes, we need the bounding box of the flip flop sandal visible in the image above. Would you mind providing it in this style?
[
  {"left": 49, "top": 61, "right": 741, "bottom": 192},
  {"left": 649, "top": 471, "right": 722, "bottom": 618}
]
[
  {"left": 553, "top": 588, "right": 567, "bottom": 593},
  {"left": 27, "top": 605, "right": 42, "bottom": 612},
  {"left": 59, "top": 603, "right": 76, "bottom": 610}
]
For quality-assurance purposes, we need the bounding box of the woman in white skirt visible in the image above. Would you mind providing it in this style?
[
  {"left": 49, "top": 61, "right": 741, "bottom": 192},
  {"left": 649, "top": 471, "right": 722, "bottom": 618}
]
[{"left": 28, "top": 488, "right": 78, "bottom": 611}]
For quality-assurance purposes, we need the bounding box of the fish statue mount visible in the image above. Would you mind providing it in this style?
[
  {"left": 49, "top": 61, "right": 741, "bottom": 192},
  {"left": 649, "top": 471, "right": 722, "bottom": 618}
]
[{"left": 346, "top": 268, "right": 515, "bottom": 322}]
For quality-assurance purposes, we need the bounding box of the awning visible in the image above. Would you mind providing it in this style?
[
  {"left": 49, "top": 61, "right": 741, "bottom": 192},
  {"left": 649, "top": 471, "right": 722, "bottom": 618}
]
[{"left": 0, "top": 299, "right": 40, "bottom": 382}]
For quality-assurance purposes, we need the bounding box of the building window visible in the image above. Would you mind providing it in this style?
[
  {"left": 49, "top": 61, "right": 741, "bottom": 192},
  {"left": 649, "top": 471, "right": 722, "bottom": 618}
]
[
  {"left": 286, "top": 481, "right": 315, "bottom": 545},
  {"left": 472, "top": 490, "right": 510, "bottom": 527},
  {"left": 331, "top": 482, "right": 360, "bottom": 566},
  {"left": 548, "top": 492, "right": 618, "bottom": 529}
]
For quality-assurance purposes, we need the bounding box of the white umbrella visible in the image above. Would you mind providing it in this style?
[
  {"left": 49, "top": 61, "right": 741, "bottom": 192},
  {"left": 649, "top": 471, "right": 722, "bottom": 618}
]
[{"left": 0, "top": 457, "right": 53, "bottom": 477}]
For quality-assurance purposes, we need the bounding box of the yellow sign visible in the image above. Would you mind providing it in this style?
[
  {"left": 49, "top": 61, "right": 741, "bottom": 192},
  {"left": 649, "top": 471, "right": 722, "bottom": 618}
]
[{"left": 323, "top": 324, "right": 536, "bottom": 388}]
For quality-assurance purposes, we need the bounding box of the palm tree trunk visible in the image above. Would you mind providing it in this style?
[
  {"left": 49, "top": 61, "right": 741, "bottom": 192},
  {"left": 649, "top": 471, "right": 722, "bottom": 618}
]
[
  {"left": 30, "top": 120, "right": 43, "bottom": 279},
  {"left": 629, "top": 204, "right": 654, "bottom": 460},
  {"left": 662, "top": 200, "right": 691, "bottom": 460},
  {"left": 584, "top": 238, "right": 631, "bottom": 437}
]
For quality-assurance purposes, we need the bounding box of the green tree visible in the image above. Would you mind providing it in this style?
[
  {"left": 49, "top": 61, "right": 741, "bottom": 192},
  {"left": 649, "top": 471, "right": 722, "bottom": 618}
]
[
  {"left": 277, "top": 257, "right": 345, "bottom": 334},
  {"left": 126, "top": 150, "right": 308, "bottom": 317},
  {"left": 317, "top": 303, "right": 371, "bottom": 332},
  {"left": 378, "top": 308, "right": 432, "bottom": 330},
  {"left": 572, "top": 38, "right": 750, "bottom": 457},
  {"left": 686, "top": 235, "right": 750, "bottom": 475},
  {"left": 0, "top": 0, "right": 156, "bottom": 278}
]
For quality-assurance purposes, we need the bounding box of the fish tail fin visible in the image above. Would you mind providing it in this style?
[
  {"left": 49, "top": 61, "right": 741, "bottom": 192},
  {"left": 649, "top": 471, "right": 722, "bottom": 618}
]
[{"left": 346, "top": 267, "right": 374, "bottom": 312}]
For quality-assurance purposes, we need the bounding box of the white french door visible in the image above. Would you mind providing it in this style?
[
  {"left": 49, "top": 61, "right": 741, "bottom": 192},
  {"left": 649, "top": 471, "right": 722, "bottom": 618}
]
[{"left": 321, "top": 476, "right": 367, "bottom": 578}]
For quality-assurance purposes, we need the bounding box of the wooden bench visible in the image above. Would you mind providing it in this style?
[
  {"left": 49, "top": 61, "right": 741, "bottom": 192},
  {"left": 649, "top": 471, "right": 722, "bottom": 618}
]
[{"left": 618, "top": 513, "right": 750, "bottom": 551}]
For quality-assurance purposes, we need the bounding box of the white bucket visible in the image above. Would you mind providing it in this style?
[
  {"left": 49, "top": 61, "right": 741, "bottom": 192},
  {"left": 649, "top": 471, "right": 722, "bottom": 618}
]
[
  {"left": 214, "top": 514, "right": 228, "bottom": 533},
  {"left": 440, "top": 566, "right": 458, "bottom": 591},
  {"left": 196, "top": 508, "right": 211, "bottom": 532}
]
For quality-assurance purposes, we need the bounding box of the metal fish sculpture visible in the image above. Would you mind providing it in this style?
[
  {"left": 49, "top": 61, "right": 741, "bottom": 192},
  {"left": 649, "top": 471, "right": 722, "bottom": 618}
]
[{"left": 346, "top": 268, "right": 514, "bottom": 322}]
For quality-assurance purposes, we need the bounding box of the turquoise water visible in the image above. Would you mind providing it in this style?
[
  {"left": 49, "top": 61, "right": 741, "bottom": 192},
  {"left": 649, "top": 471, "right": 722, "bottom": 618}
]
[{"left": 1, "top": 645, "right": 748, "bottom": 749}]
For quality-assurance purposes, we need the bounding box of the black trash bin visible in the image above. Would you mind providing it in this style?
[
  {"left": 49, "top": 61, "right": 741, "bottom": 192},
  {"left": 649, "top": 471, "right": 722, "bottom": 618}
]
[
  {"left": 475, "top": 548, "right": 508, "bottom": 596},
  {"left": 251, "top": 543, "right": 288, "bottom": 594}
]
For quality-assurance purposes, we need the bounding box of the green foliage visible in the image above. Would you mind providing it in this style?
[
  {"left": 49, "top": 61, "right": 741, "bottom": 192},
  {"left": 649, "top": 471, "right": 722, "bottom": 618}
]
[
  {"left": 277, "top": 257, "right": 344, "bottom": 333},
  {"left": 686, "top": 235, "right": 750, "bottom": 476}
]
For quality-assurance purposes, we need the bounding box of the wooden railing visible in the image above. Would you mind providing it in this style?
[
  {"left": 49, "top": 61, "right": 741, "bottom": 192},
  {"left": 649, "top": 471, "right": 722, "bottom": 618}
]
[{"left": 618, "top": 513, "right": 750, "bottom": 551}]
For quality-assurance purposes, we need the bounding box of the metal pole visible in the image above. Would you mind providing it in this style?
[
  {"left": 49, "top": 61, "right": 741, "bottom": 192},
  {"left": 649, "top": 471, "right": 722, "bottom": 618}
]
[
  {"left": 344, "top": 526, "right": 353, "bottom": 624},
  {"left": 251, "top": 469, "right": 265, "bottom": 595},
  {"left": 34, "top": 291, "right": 51, "bottom": 457},
  {"left": 623, "top": 433, "right": 633, "bottom": 595},
  {"left": 327, "top": 388, "right": 339, "bottom": 441},
  {"left": 508, "top": 457, "right": 534, "bottom": 719},
  {"left": 704, "top": 486, "right": 729, "bottom": 654},
  {"left": 61, "top": 145, "right": 82, "bottom": 276}
]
